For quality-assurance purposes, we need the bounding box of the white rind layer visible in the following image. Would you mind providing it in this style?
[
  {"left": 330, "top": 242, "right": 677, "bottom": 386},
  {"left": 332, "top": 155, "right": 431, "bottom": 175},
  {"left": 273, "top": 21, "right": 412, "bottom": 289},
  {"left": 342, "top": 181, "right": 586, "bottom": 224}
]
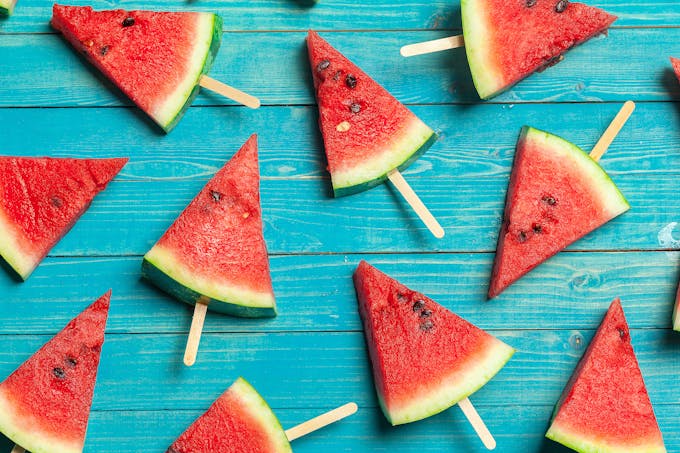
[
  {"left": 0, "top": 387, "right": 83, "bottom": 453},
  {"left": 461, "top": 0, "right": 504, "bottom": 99}
]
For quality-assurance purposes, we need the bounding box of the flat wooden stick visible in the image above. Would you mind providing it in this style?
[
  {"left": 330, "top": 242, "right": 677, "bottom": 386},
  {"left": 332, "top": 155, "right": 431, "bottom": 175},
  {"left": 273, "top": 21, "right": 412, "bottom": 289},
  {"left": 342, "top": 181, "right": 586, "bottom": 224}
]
[
  {"left": 458, "top": 397, "right": 496, "bottom": 450},
  {"left": 199, "top": 75, "right": 261, "bottom": 109},
  {"left": 589, "top": 101, "right": 635, "bottom": 162},
  {"left": 11, "top": 446, "right": 25, "bottom": 453},
  {"left": 183, "top": 299, "right": 209, "bottom": 367},
  {"left": 387, "top": 169, "right": 445, "bottom": 239},
  {"left": 285, "top": 402, "right": 358, "bottom": 442},
  {"left": 400, "top": 35, "right": 465, "bottom": 57}
]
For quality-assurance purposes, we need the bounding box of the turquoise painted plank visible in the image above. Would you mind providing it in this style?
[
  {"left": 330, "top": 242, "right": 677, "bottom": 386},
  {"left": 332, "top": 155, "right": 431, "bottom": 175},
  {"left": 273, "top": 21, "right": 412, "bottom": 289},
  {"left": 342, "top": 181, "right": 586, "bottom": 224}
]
[
  {"left": 0, "top": 329, "right": 678, "bottom": 412},
  {"left": 0, "top": 252, "right": 677, "bottom": 334},
  {"left": 2, "top": 29, "right": 680, "bottom": 107},
  {"left": 0, "top": 0, "right": 677, "bottom": 33},
  {"left": 2, "top": 103, "right": 679, "bottom": 180},
  {"left": 1, "top": 404, "right": 679, "bottom": 453}
]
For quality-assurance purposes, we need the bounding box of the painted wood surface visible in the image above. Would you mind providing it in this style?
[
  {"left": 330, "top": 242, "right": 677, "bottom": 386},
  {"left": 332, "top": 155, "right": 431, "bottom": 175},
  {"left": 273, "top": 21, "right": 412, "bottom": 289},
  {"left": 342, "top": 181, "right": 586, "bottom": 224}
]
[{"left": 1, "top": 0, "right": 680, "bottom": 452}]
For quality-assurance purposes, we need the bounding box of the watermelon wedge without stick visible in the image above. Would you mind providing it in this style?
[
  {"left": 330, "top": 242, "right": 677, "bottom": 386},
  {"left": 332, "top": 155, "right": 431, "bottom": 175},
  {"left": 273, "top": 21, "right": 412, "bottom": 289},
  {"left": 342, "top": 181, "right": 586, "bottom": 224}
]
[
  {"left": 489, "top": 101, "right": 634, "bottom": 298},
  {"left": 307, "top": 31, "right": 444, "bottom": 238},
  {"left": 0, "top": 0, "right": 16, "bottom": 16},
  {"left": 167, "top": 377, "right": 357, "bottom": 453},
  {"left": 143, "top": 135, "right": 274, "bottom": 366},
  {"left": 0, "top": 156, "right": 127, "bottom": 280},
  {"left": 401, "top": 0, "right": 616, "bottom": 100},
  {"left": 51, "top": 5, "right": 259, "bottom": 134},
  {"left": 354, "top": 261, "right": 514, "bottom": 447},
  {"left": 0, "top": 291, "right": 111, "bottom": 453},
  {"left": 546, "top": 298, "right": 666, "bottom": 452}
]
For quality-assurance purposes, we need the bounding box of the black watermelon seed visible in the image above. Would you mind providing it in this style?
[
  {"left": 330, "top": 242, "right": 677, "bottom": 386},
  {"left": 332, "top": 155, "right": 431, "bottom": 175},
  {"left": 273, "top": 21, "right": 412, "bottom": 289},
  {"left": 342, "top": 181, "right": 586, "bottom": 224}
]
[
  {"left": 53, "top": 367, "right": 66, "bottom": 379},
  {"left": 412, "top": 300, "right": 425, "bottom": 312},
  {"left": 66, "top": 357, "right": 78, "bottom": 368},
  {"left": 51, "top": 196, "right": 63, "bottom": 208},
  {"left": 316, "top": 59, "right": 330, "bottom": 72},
  {"left": 555, "top": 0, "right": 568, "bottom": 12},
  {"left": 345, "top": 74, "right": 357, "bottom": 89},
  {"left": 618, "top": 328, "right": 626, "bottom": 338},
  {"left": 420, "top": 309, "right": 432, "bottom": 319},
  {"left": 350, "top": 103, "right": 361, "bottom": 113},
  {"left": 396, "top": 292, "right": 406, "bottom": 302},
  {"left": 518, "top": 231, "right": 528, "bottom": 243},
  {"left": 542, "top": 195, "right": 557, "bottom": 206},
  {"left": 122, "top": 17, "right": 135, "bottom": 27},
  {"left": 526, "top": 0, "right": 536, "bottom": 6},
  {"left": 210, "top": 190, "right": 222, "bottom": 202},
  {"left": 532, "top": 224, "right": 542, "bottom": 233},
  {"left": 100, "top": 45, "right": 110, "bottom": 56},
  {"left": 420, "top": 320, "right": 434, "bottom": 331}
]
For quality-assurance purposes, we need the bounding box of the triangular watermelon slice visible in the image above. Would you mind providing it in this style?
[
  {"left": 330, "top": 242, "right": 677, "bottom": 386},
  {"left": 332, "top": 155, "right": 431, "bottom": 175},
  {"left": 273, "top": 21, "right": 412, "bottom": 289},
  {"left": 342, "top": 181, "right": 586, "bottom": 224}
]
[
  {"left": 51, "top": 4, "right": 222, "bottom": 133},
  {"left": 354, "top": 261, "right": 514, "bottom": 425},
  {"left": 461, "top": 0, "right": 616, "bottom": 99},
  {"left": 0, "top": 291, "right": 110, "bottom": 453},
  {"left": 167, "top": 377, "right": 292, "bottom": 453},
  {"left": 546, "top": 298, "right": 666, "bottom": 452},
  {"left": 143, "top": 135, "right": 276, "bottom": 317},
  {"left": 671, "top": 57, "right": 680, "bottom": 84},
  {"left": 0, "top": 156, "right": 128, "bottom": 280},
  {"left": 307, "top": 31, "right": 436, "bottom": 197},
  {"left": 489, "top": 127, "right": 629, "bottom": 298},
  {"left": 0, "top": 0, "right": 16, "bottom": 16}
]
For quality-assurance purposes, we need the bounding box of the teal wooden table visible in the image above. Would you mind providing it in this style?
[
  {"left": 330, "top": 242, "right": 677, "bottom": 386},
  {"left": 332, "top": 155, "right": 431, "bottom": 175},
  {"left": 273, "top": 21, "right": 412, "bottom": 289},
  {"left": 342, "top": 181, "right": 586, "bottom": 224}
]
[{"left": 2, "top": 1, "right": 680, "bottom": 451}]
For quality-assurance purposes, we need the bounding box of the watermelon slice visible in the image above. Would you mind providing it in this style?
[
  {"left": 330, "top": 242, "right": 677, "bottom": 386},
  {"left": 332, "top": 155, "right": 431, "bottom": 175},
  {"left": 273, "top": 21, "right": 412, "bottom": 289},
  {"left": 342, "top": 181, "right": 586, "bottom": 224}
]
[
  {"left": 461, "top": 0, "right": 616, "bottom": 99},
  {"left": 0, "top": 291, "right": 110, "bottom": 453},
  {"left": 51, "top": 5, "right": 222, "bottom": 133},
  {"left": 167, "top": 377, "right": 291, "bottom": 453},
  {"left": 671, "top": 57, "right": 680, "bottom": 83},
  {"left": 143, "top": 135, "right": 276, "bottom": 317},
  {"left": 0, "top": 0, "right": 16, "bottom": 16},
  {"left": 489, "top": 126, "right": 629, "bottom": 298},
  {"left": 307, "top": 31, "right": 436, "bottom": 197},
  {"left": 0, "top": 156, "right": 127, "bottom": 280},
  {"left": 354, "top": 260, "right": 514, "bottom": 425},
  {"left": 546, "top": 298, "right": 666, "bottom": 452}
]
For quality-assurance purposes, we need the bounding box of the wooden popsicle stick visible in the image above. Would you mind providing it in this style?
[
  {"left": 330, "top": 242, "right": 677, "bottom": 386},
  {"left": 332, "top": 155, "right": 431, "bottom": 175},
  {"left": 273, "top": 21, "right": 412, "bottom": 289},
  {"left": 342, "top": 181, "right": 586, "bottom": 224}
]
[
  {"left": 457, "top": 397, "right": 496, "bottom": 450},
  {"left": 183, "top": 299, "right": 209, "bottom": 367},
  {"left": 589, "top": 101, "right": 635, "bottom": 162},
  {"left": 284, "top": 402, "right": 358, "bottom": 442},
  {"left": 387, "top": 169, "right": 445, "bottom": 239},
  {"left": 400, "top": 35, "right": 465, "bottom": 57},
  {"left": 199, "top": 75, "right": 261, "bottom": 109},
  {"left": 10, "top": 446, "right": 25, "bottom": 453}
]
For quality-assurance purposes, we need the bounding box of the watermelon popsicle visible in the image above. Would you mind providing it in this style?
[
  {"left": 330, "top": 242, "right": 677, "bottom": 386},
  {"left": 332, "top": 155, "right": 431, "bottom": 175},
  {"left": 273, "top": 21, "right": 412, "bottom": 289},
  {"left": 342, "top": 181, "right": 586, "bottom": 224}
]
[
  {"left": 51, "top": 5, "right": 259, "bottom": 134},
  {"left": 354, "top": 261, "right": 515, "bottom": 449},
  {"left": 307, "top": 31, "right": 444, "bottom": 238},
  {"left": 0, "top": 291, "right": 111, "bottom": 453},
  {"left": 489, "top": 101, "right": 634, "bottom": 298},
  {"left": 167, "top": 378, "right": 357, "bottom": 453},
  {"left": 400, "top": 0, "right": 616, "bottom": 100},
  {"left": 142, "top": 135, "right": 275, "bottom": 366}
]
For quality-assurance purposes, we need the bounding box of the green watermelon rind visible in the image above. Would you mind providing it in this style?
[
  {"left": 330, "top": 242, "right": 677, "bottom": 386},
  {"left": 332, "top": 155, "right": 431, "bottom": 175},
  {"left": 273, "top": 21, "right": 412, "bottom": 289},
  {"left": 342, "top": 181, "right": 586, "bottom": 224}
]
[
  {"left": 156, "top": 13, "right": 223, "bottom": 132},
  {"left": 228, "top": 378, "right": 292, "bottom": 453},
  {"left": 545, "top": 422, "right": 667, "bottom": 453},
  {"left": 460, "top": 0, "right": 504, "bottom": 100},
  {"left": 142, "top": 245, "right": 277, "bottom": 317},
  {"left": 0, "top": 387, "right": 82, "bottom": 453},
  {"left": 0, "top": 210, "right": 37, "bottom": 280},
  {"left": 332, "top": 118, "right": 436, "bottom": 197},
  {"left": 383, "top": 338, "right": 515, "bottom": 426},
  {"left": 520, "top": 126, "right": 630, "bottom": 217},
  {"left": 673, "top": 288, "right": 680, "bottom": 332},
  {"left": 0, "top": 0, "right": 15, "bottom": 16}
]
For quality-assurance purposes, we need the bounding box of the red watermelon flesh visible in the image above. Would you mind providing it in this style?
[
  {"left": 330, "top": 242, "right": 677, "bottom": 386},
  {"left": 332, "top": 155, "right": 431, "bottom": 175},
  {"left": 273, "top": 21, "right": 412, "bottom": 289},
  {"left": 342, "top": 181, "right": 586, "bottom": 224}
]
[
  {"left": 51, "top": 5, "right": 222, "bottom": 132},
  {"left": 461, "top": 0, "right": 616, "bottom": 99},
  {"left": 143, "top": 135, "right": 276, "bottom": 317},
  {"left": 0, "top": 291, "right": 110, "bottom": 453},
  {"left": 354, "top": 261, "right": 514, "bottom": 425},
  {"left": 0, "top": 157, "right": 127, "bottom": 280},
  {"left": 489, "top": 127, "right": 629, "bottom": 298},
  {"left": 167, "top": 377, "right": 291, "bottom": 453},
  {"left": 307, "top": 31, "right": 436, "bottom": 197},
  {"left": 546, "top": 299, "right": 666, "bottom": 452},
  {"left": 671, "top": 57, "right": 680, "bottom": 83}
]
